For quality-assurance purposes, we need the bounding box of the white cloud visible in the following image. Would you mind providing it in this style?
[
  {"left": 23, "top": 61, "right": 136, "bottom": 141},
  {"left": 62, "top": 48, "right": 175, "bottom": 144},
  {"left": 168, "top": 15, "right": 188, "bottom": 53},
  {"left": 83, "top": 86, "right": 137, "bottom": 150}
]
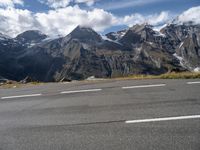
[
  {"left": 42, "top": 0, "right": 71, "bottom": 9},
  {"left": 122, "top": 13, "right": 146, "bottom": 27},
  {"left": 39, "top": 0, "right": 98, "bottom": 8},
  {"left": 0, "top": 6, "right": 116, "bottom": 37},
  {"left": 148, "top": 11, "right": 170, "bottom": 25},
  {"left": 0, "top": 3, "right": 178, "bottom": 38},
  {"left": 0, "top": 0, "right": 24, "bottom": 8},
  {"left": 13, "top": 0, "right": 23, "bottom": 5},
  {"left": 0, "top": 7, "right": 37, "bottom": 37},
  {"left": 34, "top": 7, "right": 169, "bottom": 37},
  {"left": 35, "top": 6, "right": 116, "bottom": 36},
  {"left": 175, "top": 6, "right": 200, "bottom": 24},
  {"left": 120, "top": 11, "right": 170, "bottom": 27},
  {"left": 75, "top": 0, "right": 97, "bottom": 6}
]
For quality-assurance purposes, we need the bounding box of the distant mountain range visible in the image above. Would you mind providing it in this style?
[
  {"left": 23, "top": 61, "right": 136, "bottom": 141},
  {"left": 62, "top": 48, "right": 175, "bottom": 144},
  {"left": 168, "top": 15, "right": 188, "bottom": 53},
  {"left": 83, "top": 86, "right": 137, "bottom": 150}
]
[{"left": 0, "top": 21, "right": 200, "bottom": 82}]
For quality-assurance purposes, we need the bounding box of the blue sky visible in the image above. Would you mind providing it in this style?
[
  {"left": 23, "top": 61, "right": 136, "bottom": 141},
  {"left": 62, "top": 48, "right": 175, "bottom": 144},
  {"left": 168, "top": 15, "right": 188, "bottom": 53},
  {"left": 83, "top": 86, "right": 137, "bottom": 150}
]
[
  {"left": 21, "top": 0, "right": 200, "bottom": 15},
  {"left": 96, "top": 0, "right": 200, "bottom": 15},
  {"left": 0, "top": 0, "right": 200, "bottom": 37},
  {"left": 22, "top": 0, "right": 200, "bottom": 15}
]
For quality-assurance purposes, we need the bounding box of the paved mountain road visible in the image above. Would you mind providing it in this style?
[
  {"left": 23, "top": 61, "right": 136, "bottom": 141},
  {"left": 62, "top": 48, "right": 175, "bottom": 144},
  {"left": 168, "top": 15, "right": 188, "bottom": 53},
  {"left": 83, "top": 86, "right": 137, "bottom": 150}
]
[{"left": 0, "top": 79, "right": 200, "bottom": 150}]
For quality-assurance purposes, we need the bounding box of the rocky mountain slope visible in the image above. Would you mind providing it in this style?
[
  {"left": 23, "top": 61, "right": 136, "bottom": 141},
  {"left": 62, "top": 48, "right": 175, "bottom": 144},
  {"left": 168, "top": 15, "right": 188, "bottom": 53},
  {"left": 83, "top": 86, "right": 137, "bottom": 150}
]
[
  {"left": 15, "top": 30, "right": 48, "bottom": 47},
  {"left": 0, "top": 23, "right": 199, "bottom": 82},
  {"left": 161, "top": 23, "right": 200, "bottom": 71}
]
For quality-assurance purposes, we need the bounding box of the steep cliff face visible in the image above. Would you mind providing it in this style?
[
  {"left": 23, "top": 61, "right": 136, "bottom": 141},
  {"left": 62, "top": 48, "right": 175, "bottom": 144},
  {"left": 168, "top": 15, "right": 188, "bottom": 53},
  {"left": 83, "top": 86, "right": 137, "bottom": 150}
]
[
  {"left": 161, "top": 24, "right": 200, "bottom": 70},
  {"left": 176, "top": 33, "right": 200, "bottom": 70},
  {"left": 0, "top": 33, "right": 25, "bottom": 80}
]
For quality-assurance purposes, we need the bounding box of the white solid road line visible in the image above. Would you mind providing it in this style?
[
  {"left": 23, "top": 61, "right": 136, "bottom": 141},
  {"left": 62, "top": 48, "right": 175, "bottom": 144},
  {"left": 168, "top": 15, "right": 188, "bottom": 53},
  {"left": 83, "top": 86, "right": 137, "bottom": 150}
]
[
  {"left": 122, "top": 84, "right": 166, "bottom": 89},
  {"left": 125, "top": 115, "right": 200, "bottom": 124},
  {"left": 187, "top": 81, "right": 200, "bottom": 85},
  {"left": 61, "top": 88, "right": 102, "bottom": 94},
  {"left": 1, "top": 94, "right": 42, "bottom": 99}
]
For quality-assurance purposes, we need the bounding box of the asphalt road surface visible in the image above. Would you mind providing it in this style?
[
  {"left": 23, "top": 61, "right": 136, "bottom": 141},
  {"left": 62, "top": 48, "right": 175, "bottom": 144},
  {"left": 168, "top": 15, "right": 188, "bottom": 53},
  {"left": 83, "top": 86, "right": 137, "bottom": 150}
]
[{"left": 0, "top": 79, "right": 200, "bottom": 150}]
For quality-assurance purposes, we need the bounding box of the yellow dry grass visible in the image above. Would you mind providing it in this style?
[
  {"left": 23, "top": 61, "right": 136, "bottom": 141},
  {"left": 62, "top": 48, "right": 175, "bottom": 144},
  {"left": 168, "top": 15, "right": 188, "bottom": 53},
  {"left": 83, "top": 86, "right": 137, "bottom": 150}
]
[
  {"left": 115, "top": 72, "right": 200, "bottom": 80},
  {"left": 1, "top": 72, "right": 200, "bottom": 89}
]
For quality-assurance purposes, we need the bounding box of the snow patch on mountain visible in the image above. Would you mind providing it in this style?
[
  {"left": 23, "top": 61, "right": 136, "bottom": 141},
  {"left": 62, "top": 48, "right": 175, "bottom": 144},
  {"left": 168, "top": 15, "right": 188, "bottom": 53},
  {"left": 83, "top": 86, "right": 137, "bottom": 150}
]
[
  {"left": 153, "top": 24, "right": 167, "bottom": 37},
  {"left": 194, "top": 67, "right": 200, "bottom": 72},
  {"left": 112, "top": 31, "right": 127, "bottom": 40},
  {"left": 153, "top": 31, "right": 166, "bottom": 37},
  {"left": 179, "top": 42, "right": 184, "bottom": 48},
  {"left": 105, "top": 30, "right": 127, "bottom": 41},
  {"left": 173, "top": 53, "right": 185, "bottom": 67},
  {"left": 101, "top": 35, "right": 122, "bottom": 45}
]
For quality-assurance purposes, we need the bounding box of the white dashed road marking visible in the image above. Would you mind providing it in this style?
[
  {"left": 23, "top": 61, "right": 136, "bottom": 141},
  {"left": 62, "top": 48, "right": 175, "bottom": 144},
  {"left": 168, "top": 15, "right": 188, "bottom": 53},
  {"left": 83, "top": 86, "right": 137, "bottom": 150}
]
[
  {"left": 1, "top": 94, "right": 42, "bottom": 99},
  {"left": 1, "top": 80, "right": 199, "bottom": 99},
  {"left": 125, "top": 115, "right": 200, "bottom": 124},
  {"left": 187, "top": 81, "right": 200, "bottom": 85},
  {"left": 61, "top": 89, "right": 102, "bottom": 94},
  {"left": 122, "top": 84, "right": 166, "bottom": 89}
]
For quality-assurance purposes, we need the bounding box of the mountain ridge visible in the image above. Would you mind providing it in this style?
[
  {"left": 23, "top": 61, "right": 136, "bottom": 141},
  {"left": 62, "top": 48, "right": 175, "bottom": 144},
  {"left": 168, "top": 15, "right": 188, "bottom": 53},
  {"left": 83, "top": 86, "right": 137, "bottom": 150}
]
[{"left": 0, "top": 23, "right": 199, "bottom": 82}]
